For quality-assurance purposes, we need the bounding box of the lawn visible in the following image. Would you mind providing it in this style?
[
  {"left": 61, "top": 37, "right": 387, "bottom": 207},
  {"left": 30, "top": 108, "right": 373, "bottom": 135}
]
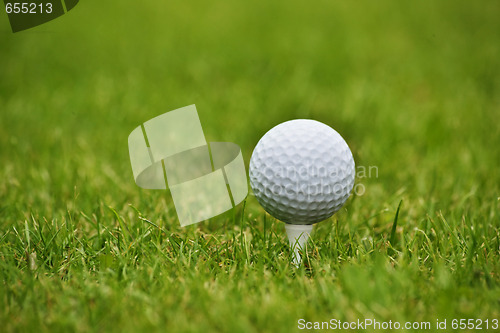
[{"left": 0, "top": 1, "right": 499, "bottom": 332}]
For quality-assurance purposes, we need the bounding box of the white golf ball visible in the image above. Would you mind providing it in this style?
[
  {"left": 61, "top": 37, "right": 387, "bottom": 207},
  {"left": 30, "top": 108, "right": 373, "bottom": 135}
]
[{"left": 249, "top": 119, "right": 355, "bottom": 224}]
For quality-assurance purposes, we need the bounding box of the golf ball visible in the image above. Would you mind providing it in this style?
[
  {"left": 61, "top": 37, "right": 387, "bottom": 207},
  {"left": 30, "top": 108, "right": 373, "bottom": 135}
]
[{"left": 249, "top": 119, "right": 355, "bottom": 224}]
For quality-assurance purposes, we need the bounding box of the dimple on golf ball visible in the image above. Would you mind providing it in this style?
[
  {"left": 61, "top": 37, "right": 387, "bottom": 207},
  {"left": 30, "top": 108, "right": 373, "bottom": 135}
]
[{"left": 249, "top": 119, "right": 355, "bottom": 224}]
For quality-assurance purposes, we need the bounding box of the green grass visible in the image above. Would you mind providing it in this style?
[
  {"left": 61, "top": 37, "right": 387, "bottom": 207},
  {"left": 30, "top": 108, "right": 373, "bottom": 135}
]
[{"left": 1, "top": 0, "right": 499, "bottom": 332}]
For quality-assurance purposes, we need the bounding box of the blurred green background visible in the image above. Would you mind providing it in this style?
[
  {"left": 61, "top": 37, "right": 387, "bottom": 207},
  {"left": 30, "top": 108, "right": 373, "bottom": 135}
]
[{"left": 1, "top": 1, "right": 499, "bottom": 332}]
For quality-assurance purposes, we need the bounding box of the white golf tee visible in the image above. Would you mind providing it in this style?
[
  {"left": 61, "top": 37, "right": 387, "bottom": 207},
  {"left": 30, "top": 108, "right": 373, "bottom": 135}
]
[{"left": 285, "top": 224, "right": 313, "bottom": 266}]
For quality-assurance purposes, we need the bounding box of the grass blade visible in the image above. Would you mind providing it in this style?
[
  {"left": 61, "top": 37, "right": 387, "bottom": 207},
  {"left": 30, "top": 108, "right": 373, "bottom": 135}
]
[{"left": 390, "top": 200, "right": 402, "bottom": 245}]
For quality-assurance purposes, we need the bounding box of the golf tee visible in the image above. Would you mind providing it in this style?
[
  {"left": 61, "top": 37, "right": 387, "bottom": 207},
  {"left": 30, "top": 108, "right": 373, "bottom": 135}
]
[{"left": 285, "top": 223, "right": 313, "bottom": 266}]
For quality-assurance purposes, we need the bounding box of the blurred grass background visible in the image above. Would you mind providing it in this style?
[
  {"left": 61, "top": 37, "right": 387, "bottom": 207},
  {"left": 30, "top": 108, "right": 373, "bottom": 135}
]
[{"left": 0, "top": 0, "right": 499, "bottom": 332}]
